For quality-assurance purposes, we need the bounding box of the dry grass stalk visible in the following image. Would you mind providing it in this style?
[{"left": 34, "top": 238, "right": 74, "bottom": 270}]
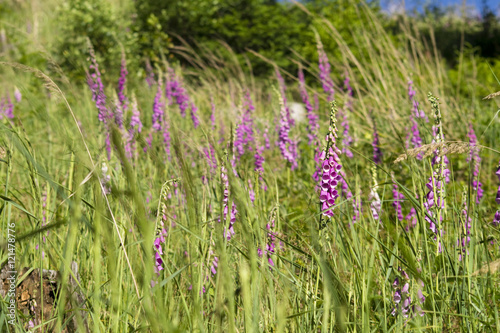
[
  {"left": 483, "top": 91, "right": 500, "bottom": 100},
  {"left": 472, "top": 258, "right": 500, "bottom": 276},
  {"left": 394, "top": 141, "right": 477, "bottom": 163}
]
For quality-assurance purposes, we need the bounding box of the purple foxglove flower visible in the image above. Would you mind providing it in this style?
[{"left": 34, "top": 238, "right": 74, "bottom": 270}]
[
  {"left": 166, "top": 69, "right": 189, "bottom": 118},
  {"left": 275, "top": 68, "right": 293, "bottom": 126},
  {"left": 313, "top": 93, "right": 319, "bottom": 112},
  {"left": 418, "top": 287, "right": 425, "bottom": 304},
  {"left": 408, "top": 81, "right": 428, "bottom": 122},
  {"left": 402, "top": 296, "right": 412, "bottom": 317},
  {"left": 155, "top": 252, "right": 163, "bottom": 272},
  {"left": 117, "top": 53, "right": 128, "bottom": 112},
  {"left": 317, "top": 102, "right": 343, "bottom": 219},
  {"left": 317, "top": 39, "right": 335, "bottom": 102},
  {"left": 234, "top": 91, "right": 255, "bottom": 158},
  {"left": 14, "top": 88, "right": 21, "bottom": 103},
  {"left": 254, "top": 144, "right": 265, "bottom": 173},
  {"left": 265, "top": 216, "right": 277, "bottom": 269},
  {"left": 369, "top": 188, "right": 381, "bottom": 220},
  {"left": 392, "top": 181, "right": 405, "bottom": 221},
  {"left": 220, "top": 162, "right": 230, "bottom": 221},
  {"left": 352, "top": 195, "right": 361, "bottom": 224},
  {"left": 190, "top": 102, "right": 199, "bottom": 129},
  {"left": 424, "top": 94, "right": 448, "bottom": 242},
  {"left": 3, "top": 93, "right": 14, "bottom": 119},
  {"left": 144, "top": 132, "right": 153, "bottom": 153},
  {"left": 243, "top": 89, "right": 255, "bottom": 113},
  {"left": 130, "top": 97, "right": 143, "bottom": 133},
  {"left": 402, "top": 283, "right": 409, "bottom": 294},
  {"left": 152, "top": 83, "right": 164, "bottom": 132},
  {"left": 268, "top": 257, "right": 275, "bottom": 267},
  {"left": 105, "top": 132, "right": 112, "bottom": 161},
  {"left": 210, "top": 257, "right": 219, "bottom": 276},
  {"left": 113, "top": 94, "right": 124, "bottom": 129},
  {"left": 408, "top": 115, "right": 423, "bottom": 159},
  {"left": 289, "top": 137, "right": 300, "bottom": 169},
  {"left": 277, "top": 91, "right": 298, "bottom": 170},
  {"left": 248, "top": 179, "right": 255, "bottom": 203},
  {"left": 87, "top": 45, "right": 109, "bottom": 123},
  {"left": 398, "top": 267, "right": 409, "bottom": 280},
  {"left": 468, "top": 123, "right": 483, "bottom": 203},
  {"left": 394, "top": 290, "right": 401, "bottom": 303},
  {"left": 224, "top": 203, "right": 237, "bottom": 241},
  {"left": 493, "top": 210, "right": 500, "bottom": 226},
  {"left": 405, "top": 207, "right": 417, "bottom": 231},
  {"left": 204, "top": 144, "right": 217, "bottom": 172},
  {"left": 497, "top": 184, "right": 500, "bottom": 204},
  {"left": 153, "top": 201, "right": 170, "bottom": 275},
  {"left": 263, "top": 127, "right": 271, "bottom": 150}
]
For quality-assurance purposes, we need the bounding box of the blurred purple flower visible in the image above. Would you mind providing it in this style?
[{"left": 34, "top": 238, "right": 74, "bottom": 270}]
[
  {"left": 408, "top": 81, "right": 428, "bottom": 122},
  {"left": 255, "top": 144, "right": 265, "bottom": 173},
  {"left": 113, "top": 94, "right": 124, "bottom": 129},
  {"left": 411, "top": 115, "right": 423, "bottom": 158},
  {"left": 234, "top": 91, "right": 255, "bottom": 158},
  {"left": 190, "top": 102, "right": 200, "bottom": 129},
  {"left": 248, "top": 179, "right": 255, "bottom": 203},
  {"left": 125, "top": 96, "right": 143, "bottom": 160},
  {"left": 224, "top": 203, "right": 237, "bottom": 241},
  {"left": 298, "top": 67, "right": 319, "bottom": 144},
  {"left": 87, "top": 45, "right": 109, "bottom": 123},
  {"left": 276, "top": 68, "right": 293, "bottom": 127},
  {"left": 265, "top": 215, "right": 277, "bottom": 268},
  {"left": 278, "top": 91, "right": 297, "bottom": 170},
  {"left": 2, "top": 93, "right": 14, "bottom": 119},
  {"left": 317, "top": 40, "right": 335, "bottom": 102},
  {"left": 263, "top": 127, "right": 271, "bottom": 150},
  {"left": 468, "top": 123, "right": 483, "bottom": 203},
  {"left": 167, "top": 69, "right": 189, "bottom": 118},
  {"left": 14, "top": 88, "right": 21, "bottom": 103},
  {"left": 152, "top": 83, "right": 164, "bottom": 132},
  {"left": 392, "top": 181, "right": 404, "bottom": 221},
  {"left": 117, "top": 53, "right": 128, "bottom": 112},
  {"left": 493, "top": 210, "right": 500, "bottom": 226},
  {"left": 210, "top": 257, "right": 219, "bottom": 276}
]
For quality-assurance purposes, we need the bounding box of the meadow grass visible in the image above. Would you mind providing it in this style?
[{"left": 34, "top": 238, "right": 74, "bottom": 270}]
[{"left": 1, "top": 1, "right": 500, "bottom": 332}]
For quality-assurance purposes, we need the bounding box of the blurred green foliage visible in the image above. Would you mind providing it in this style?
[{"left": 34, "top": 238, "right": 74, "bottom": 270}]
[
  {"left": 53, "top": 0, "right": 140, "bottom": 80},
  {"left": 1, "top": 0, "right": 500, "bottom": 90},
  {"left": 133, "top": 0, "right": 380, "bottom": 77}
]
